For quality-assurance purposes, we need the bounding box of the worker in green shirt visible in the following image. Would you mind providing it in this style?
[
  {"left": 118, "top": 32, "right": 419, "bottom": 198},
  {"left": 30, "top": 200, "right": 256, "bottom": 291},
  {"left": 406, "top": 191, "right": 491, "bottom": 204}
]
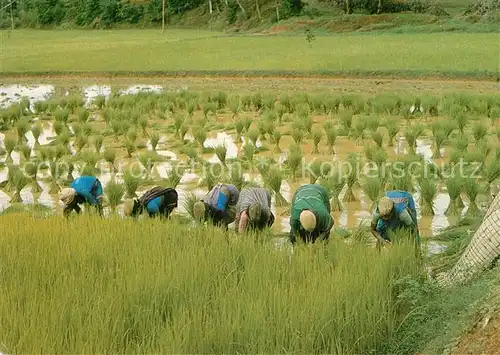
[{"left": 289, "top": 184, "right": 334, "bottom": 244}]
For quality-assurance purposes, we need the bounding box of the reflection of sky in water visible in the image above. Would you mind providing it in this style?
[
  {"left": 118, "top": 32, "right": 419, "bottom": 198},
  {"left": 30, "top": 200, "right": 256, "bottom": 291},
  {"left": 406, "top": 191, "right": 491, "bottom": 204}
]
[{"left": 0, "top": 84, "right": 54, "bottom": 109}]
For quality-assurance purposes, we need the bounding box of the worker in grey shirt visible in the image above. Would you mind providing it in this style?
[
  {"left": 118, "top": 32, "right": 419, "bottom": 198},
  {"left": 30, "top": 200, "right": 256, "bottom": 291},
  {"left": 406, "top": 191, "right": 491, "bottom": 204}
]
[
  {"left": 235, "top": 187, "right": 275, "bottom": 233},
  {"left": 193, "top": 183, "right": 240, "bottom": 229}
]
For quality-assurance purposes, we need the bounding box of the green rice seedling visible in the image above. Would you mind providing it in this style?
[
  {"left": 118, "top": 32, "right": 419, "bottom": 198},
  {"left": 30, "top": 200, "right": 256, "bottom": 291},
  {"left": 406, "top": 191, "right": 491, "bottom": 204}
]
[
  {"left": 312, "top": 129, "right": 323, "bottom": 154},
  {"left": 179, "top": 124, "right": 189, "bottom": 141},
  {"left": 207, "top": 102, "right": 217, "bottom": 117},
  {"left": 103, "top": 148, "right": 116, "bottom": 173},
  {"left": 362, "top": 176, "right": 383, "bottom": 209},
  {"left": 53, "top": 121, "right": 65, "bottom": 136},
  {"left": 306, "top": 160, "right": 323, "bottom": 184},
  {"left": 453, "top": 134, "right": 469, "bottom": 152},
  {"left": 323, "top": 119, "right": 335, "bottom": 132},
  {"left": 76, "top": 107, "right": 90, "bottom": 123},
  {"left": 125, "top": 140, "right": 136, "bottom": 158},
  {"left": 3, "top": 164, "right": 17, "bottom": 192},
  {"left": 16, "top": 119, "right": 30, "bottom": 144},
  {"left": 418, "top": 176, "right": 437, "bottom": 216},
  {"left": 138, "top": 151, "right": 157, "bottom": 179},
  {"left": 25, "top": 159, "right": 42, "bottom": 193},
  {"left": 93, "top": 95, "right": 106, "bottom": 109},
  {"left": 139, "top": 117, "right": 149, "bottom": 137},
  {"left": 257, "top": 119, "right": 268, "bottom": 141},
  {"left": 48, "top": 161, "right": 66, "bottom": 194},
  {"left": 326, "top": 128, "right": 337, "bottom": 154},
  {"left": 54, "top": 107, "right": 70, "bottom": 125},
  {"left": 445, "top": 176, "right": 464, "bottom": 215},
  {"left": 489, "top": 106, "right": 500, "bottom": 126},
  {"left": 343, "top": 153, "right": 359, "bottom": 202},
  {"left": 239, "top": 95, "right": 251, "bottom": 111},
  {"left": 33, "top": 100, "right": 48, "bottom": 114},
  {"left": 4, "top": 135, "right": 16, "bottom": 163},
  {"left": 187, "top": 99, "right": 197, "bottom": 118},
  {"left": 372, "top": 148, "right": 388, "bottom": 177},
  {"left": 275, "top": 103, "right": 286, "bottom": 124},
  {"left": 165, "top": 163, "right": 185, "bottom": 189},
  {"left": 263, "top": 167, "right": 288, "bottom": 207},
  {"left": 215, "top": 145, "right": 227, "bottom": 166},
  {"left": 228, "top": 96, "right": 241, "bottom": 118},
  {"left": 173, "top": 112, "right": 184, "bottom": 137},
  {"left": 340, "top": 108, "right": 353, "bottom": 134},
  {"left": 74, "top": 135, "right": 88, "bottom": 153},
  {"left": 365, "top": 115, "right": 379, "bottom": 132},
  {"left": 71, "top": 122, "right": 83, "bottom": 138},
  {"left": 404, "top": 124, "right": 424, "bottom": 155},
  {"left": 227, "top": 164, "right": 245, "bottom": 191},
  {"left": 484, "top": 158, "right": 500, "bottom": 195},
  {"left": 252, "top": 92, "right": 263, "bottom": 112},
  {"left": 320, "top": 170, "right": 345, "bottom": 211},
  {"left": 93, "top": 135, "right": 104, "bottom": 153},
  {"left": 234, "top": 119, "right": 245, "bottom": 137},
  {"left": 455, "top": 113, "right": 468, "bottom": 134},
  {"left": 246, "top": 128, "right": 260, "bottom": 147},
  {"left": 291, "top": 128, "right": 305, "bottom": 145},
  {"left": 364, "top": 143, "right": 374, "bottom": 162},
  {"left": 441, "top": 120, "right": 456, "bottom": 139},
  {"left": 243, "top": 117, "right": 252, "bottom": 132},
  {"left": 463, "top": 177, "right": 481, "bottom": 217},
  {"left": 149, "top": 132, "right": 160, "bottom": 152},
  {"left": 66, "top": 94, "right": 84, "bottom": 113},
  {"left": 472, "top": 122, "right": 488, "bottom": 143},
  {"left": 371, "top": 129, "right": 384, "bottom": 149},
  {"left": 496, "top": 126, "right": 500, "bottom": 143},
  {"left": 262, "top": 93, "right": 275, "bottom": 110},
  {"left": 287, "top": 144, "right": 302, "bottom": 182},
  {"left": 273, "top": 131, "right": 282, "bottom": 153},
  {"left": 105, "top": 178, "right": 125, "bottom": 213},
  {"left": 477, "top": 140, "right": 491, "bottom": 161},
  {"left": 193, "top": 126, "right": 207, "bottom": 153},
  {"left": 64, "top": 159, "right": 75, "bottom": 184},
  {"left": 213, "top": 91, "right": 227, "bottom": 110},
  {"left": 182, "top": 192, "right": 199, "bottom": 219},
  {"left": 352, "top": 119, "right": 366, "bottom": 143},
  {"left": 255, "top": 156, "right": 271, "bottom": 177},
  {"left": 200, "top": 163, "right": 221, "bottom": 191},
  {"left": 10, "top": 166, "right": 28, "bottom": 203},
  {"left": 82, "top": 123, "right": 93, "bottom": 137},
  {"left": 432, "top": 127, "right": 447, "bottom": 159},
  {"left": 19, "top": 144, "right": 32, "bottom": 161},
  {"left": 265, "top": 121, "right": 276, "bottom": 143},
  {"left": 243, "top": 142, "right": 255, "bottom": 168},
  {"left": 31, "top": 123, "right": 42, "bottom": 148},
  {"left": 123, "top": 165, "right": 142, "bottom": 198}
]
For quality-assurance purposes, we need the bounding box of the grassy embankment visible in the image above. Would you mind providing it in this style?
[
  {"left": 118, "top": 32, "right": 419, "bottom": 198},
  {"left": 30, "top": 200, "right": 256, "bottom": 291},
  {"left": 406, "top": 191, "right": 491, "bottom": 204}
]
[{"left": 0, "top": 30, "right": 498, "bottom": 80}]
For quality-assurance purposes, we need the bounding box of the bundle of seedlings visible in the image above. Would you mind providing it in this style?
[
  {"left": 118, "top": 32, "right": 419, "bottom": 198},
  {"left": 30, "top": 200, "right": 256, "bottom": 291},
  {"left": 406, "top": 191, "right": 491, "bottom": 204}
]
[
  {"left": 246, "top": 128, "right": 260, "bottom": 148},
  {"left": 452, "top": 134, "right": 469, "bottom": 153},
  {"left": 228, "top": 96, "right": 241, "bottom": 118},
  {"left": 404, "top": 124, "right": 424, "bottom": 155},
  {"left": 149, "top": 132, "right": 160, "bottom": 152},
  {"left": 139, "top": 117, "right": 149, "bottom": 137},
  {"left": 242, "top": 142, "right": 255, "bottom": 170},
  {"left": 105, "top": 178, "right": 125, "bottom": 213},
  {"left": 343, "top": 153, "right": 359, "bottom": 202},
  {"left": 199, "top": 163, "right": 222, "bottom": 191},
  {"left": 371, "top": 128, "right": 384, "bottom": 149},
  {"left": 3, "top": 135, "right": 17, "bottom": 163},
  {"left": 25, "top": 159, "right": 43, "bottom": 193},
  {"left": 273, "top": 131, "right": 282, "bottom": 153},
  {"left": 463, "top": 176, "right": 482, "bottom": 217},
  {"left": 362, "top": 175, "right": 384, "bottom": 209},
  {"left": 472, "top": 122, "right": 488, "bottom": 144},
  {"left": 76, "top": 108, "right": 90, "bottom": 123},
  {"left": 192, "top": 125, "right": 207, "bottom": 153},
  {"left": 103, "top": 148, "right": 117, "bottom": 174},
  {"left": 235, "top": 119, "right": 245, "bottom": 137},
  {"left": 215, "top": 145, "right": 227, "bottom": 166},
  {"left": 124, "top": 139, "right": 136, "bottom": 158},
  {"left": 19, "top": 144, "right": 32, "bottom": 162},
  {"left": 138, "top": 151, "right": 159, "bottom": 179},
  {"left": 93, "top": 135, "right": 104, "bottom": 153},
  {"left": 325, "top": 127, "right": 337, "bottom": 155},
  {"left": 16, "top": 119, "right": 30, "bottom": 145},
  {"left": 54, "top": 107, "right": 70, "bottom": 126},
  {"left": 352, "top": 119, "right": 366, "bottom": 144},
  {"left": 48, "top": 159, "right": 66, "bottom": 194},
  {"left": 291, "top": 128, "right": 305, "bottom": 145},
  {"left": 228, "top": 165, "right": 245, "bottom": 191},
  {"left": 286, "top": 143, "right": 303, "bottom": 182},
  {"left": 417, "top": 174, "right": 438, "bottom": 216},
  {"left": 123, "top": 164, "right": 142, "bottom": 198},
  {"left": 31, "top": 123, "right": 42, "bottom": 148},
  {"left": 74, "top": 135, "right": 88, "bottom": 153},
  {"left": 264, "top": 166, "right": 288, "bottom": 207},
  {"left": 312, "top": 129, "right": 323, "bottom": 154},
  {"left": 365, "top": 115, "right": 379, "bottom": 133},
  {"left": 483, "top": 157, "right": 500, "bottom": 196},
  {"left": 320, "top": 169, "right": 346, "bottom": 211},
  {"left": 445, "top": 175, "right": 464, "bottom": 216},
  {"left": 10, "top": 165, "right": 28, "bottom": 203},
  {"left": 455, "top": 113, "right": 468, "bottom": 134},
  {"left": 339, "top": 108, "right": 353, "bottom": 136}
]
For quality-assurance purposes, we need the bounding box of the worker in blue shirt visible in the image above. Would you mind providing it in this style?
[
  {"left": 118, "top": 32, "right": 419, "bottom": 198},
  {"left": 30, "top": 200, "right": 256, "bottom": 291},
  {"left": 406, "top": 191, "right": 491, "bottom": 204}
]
[
  {"left": 124, "top": 187, "right": 178, "bottom": 219},
  {"left": 59, "top": 176, "right": 103, "bottom": 216}
]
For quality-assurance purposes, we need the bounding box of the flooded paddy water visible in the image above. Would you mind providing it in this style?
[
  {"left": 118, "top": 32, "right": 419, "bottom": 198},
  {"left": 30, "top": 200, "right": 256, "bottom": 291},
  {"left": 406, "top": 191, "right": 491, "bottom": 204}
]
[{"left": 1, "top": 83, "right": 498, "bottom": 252}]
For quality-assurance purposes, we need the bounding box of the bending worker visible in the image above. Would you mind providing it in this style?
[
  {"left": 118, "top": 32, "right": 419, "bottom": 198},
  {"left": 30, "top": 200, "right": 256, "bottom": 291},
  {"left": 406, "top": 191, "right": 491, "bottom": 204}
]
[
  {"left": 59, "top": 175, "right": 103, "bottom": 217},
  {"left": 289, "top": 184, "right": 334, "bottom": 244},
  {"left": 371, "top": 190, "right": 420, "bottom": 246},
  {"left": 235, "top": 187, "right": 275, "bottom": 233},
  {"left": 193, "top": 183, "right": 240, "bottom": 229},
  {"left": 124, "top": 186, "right": 178, "bottom": 219}
]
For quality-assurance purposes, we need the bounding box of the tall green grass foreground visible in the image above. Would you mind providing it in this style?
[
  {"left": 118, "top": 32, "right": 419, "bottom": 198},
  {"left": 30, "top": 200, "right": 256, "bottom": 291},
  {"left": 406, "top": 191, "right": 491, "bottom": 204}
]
[{"left": 0, "top": 214, "right": 421, "bottom": 354}]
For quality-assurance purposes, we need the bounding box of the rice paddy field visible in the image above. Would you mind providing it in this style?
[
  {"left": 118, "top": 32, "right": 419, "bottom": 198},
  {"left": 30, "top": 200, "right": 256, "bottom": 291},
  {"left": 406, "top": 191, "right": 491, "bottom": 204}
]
[
  {"left": 1, "top": 26, "right": 500, "bottom": 354},
  {"left": 0, "top": 30, "right": 498, "bottom": 78}
]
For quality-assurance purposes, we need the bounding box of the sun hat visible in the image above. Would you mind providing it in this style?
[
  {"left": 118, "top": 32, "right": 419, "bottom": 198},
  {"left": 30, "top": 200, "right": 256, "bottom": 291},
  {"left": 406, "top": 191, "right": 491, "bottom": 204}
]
[
  {"left": 299, "top": 210, "right": 316, "bottom": 231},
  {"left": 378, "top": 197, "right": 394, "bottom": 217},
  {"left": 60, "top": 188, "right": 76, "bottom": 205}
]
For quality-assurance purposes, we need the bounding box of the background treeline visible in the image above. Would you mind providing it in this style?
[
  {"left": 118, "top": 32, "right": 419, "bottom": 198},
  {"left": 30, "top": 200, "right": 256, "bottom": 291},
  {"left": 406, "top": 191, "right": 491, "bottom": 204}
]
[{"left": 0, "top": 0, "right": 497, "bottom": 28}]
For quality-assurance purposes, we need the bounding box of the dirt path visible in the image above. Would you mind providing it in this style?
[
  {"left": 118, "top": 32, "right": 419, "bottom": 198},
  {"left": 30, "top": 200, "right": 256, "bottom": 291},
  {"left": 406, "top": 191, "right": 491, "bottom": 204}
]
[{"left": 1, "top": 75, "right": 498, "bottom": 93}]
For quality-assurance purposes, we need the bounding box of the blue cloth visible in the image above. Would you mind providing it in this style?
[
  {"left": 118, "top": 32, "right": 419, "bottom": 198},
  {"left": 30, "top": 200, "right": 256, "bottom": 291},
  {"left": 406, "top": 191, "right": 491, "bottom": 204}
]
[
  {"left": 376, "top": 190, "right": 419, "bottom": 242},
  {"left": 146, "top": 196, "right": 162, "bottom": 214},
  {"left": 71, "top": 176, "right": 102, "bottom": 206},
  {"left": 215, "top": 191, "right": 229, "bottom": 212}
]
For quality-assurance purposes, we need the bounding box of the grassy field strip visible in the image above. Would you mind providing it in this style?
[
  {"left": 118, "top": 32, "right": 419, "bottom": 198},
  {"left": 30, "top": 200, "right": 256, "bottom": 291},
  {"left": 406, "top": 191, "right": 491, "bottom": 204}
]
[{"left": 1, "top": 30, "right": 498, "bottom": 77}]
